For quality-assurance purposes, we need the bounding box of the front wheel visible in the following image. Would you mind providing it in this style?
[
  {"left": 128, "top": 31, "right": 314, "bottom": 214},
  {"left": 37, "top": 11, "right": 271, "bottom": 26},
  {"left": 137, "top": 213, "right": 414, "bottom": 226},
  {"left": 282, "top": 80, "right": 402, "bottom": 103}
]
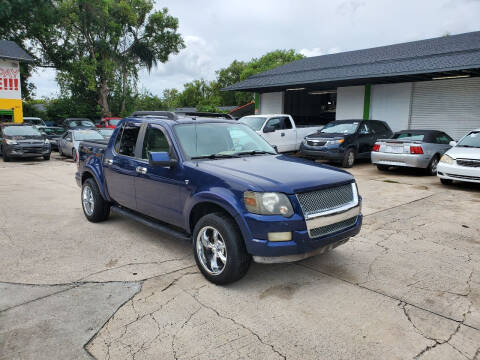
[
  {"left": 2, "top": 149, "right": 9, "bottom": 162},
  {"left": 341, "top": 148, "right": 355, "bottom": 168},
  {"left": 82, "top": 178, "right": 110, "bottom": 222},
  {"left": 72, "top": 149, "right": 77, "bottom": 162},
  {"left": 43, "top": 154, "right": 50, "bottom": 160},
  {"left": 193, "top": 213, "right": 251, "bottom": 285}
]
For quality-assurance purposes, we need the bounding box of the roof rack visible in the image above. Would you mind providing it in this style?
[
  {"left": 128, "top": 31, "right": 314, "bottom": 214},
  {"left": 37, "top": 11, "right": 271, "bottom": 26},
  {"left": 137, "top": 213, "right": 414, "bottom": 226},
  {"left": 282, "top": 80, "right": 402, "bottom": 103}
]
[
  {"left": 130, "top": 111, "right": 178, "bottom": 120},
  {"left": 180, "top": 112, "right": 234, "bottom": 120}
]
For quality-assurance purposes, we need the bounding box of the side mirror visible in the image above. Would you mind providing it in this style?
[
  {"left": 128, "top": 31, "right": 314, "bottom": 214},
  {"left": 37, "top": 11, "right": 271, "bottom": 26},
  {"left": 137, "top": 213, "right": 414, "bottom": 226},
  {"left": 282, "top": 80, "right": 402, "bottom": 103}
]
[
  {"left": 263, "top": 125, "right": 275, "bottom": 133},
  {"left": 149, "top": 151, "right": 177, "bottom": 168},
  {"left": 449, "top": 141, "right": 457, "bottom": 147}
]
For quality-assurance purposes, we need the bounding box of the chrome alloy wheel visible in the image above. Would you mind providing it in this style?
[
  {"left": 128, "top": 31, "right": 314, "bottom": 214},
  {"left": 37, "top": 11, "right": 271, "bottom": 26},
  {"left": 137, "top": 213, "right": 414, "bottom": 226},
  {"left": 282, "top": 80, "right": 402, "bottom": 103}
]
[
  {"left": 196, "top": 226, "right": 227, "bottom": 275},
  {"left": 431, "top": 157, "right": 439, "bottom": 174},
  {"left": 82, "top": 185, "right": 95, "bottom": 216},
  {"left": 347, "top": 151, "right": 355, "bottom": 166}
]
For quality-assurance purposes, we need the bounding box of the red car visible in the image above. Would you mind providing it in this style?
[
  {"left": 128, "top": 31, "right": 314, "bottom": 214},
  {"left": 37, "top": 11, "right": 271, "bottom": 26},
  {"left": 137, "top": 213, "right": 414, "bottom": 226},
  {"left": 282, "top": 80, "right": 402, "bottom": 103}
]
[{"left": 96, "top": 117, "right": 122, "bottom": 129}]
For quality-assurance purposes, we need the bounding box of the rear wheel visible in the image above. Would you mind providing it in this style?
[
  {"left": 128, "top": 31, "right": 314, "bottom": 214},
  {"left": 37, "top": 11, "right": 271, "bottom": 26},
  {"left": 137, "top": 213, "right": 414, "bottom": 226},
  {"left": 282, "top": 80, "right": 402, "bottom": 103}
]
[
  {"left": 341, "top": 148, "right": 355, "bottom": 168},
  {"left": 376, "top": 164, "right": 390, "bottom": 171},
  {"left": 427, "top": 155, "right": 440, "bottom": 176},
  {"left": 440, "top": 178, "right": 453, "bottom": 185},
  {"left": 82, "top": 178, "right": 110, "bottom": 222},
  {"left": 193, "top": 212, "right": 251, "bottom": 284}
]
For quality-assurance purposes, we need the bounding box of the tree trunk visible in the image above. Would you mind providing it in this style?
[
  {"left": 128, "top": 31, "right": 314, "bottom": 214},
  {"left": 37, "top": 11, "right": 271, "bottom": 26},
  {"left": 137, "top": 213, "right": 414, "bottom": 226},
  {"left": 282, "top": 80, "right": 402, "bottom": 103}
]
[
  {"left": 120, "top": 64, "right": 127, "bottom": 114},
  {"left": 98, "top": 78, "right": 111, "bottom": 117}
]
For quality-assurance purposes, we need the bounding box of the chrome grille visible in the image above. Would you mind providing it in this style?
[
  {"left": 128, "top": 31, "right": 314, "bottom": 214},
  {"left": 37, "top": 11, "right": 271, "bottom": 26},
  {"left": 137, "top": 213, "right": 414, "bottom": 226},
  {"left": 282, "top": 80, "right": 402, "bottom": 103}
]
[
  {"left": 307, "top": 140, "right": 326, "bottom": 146},
  {"left": 310, "top": 216, "right": 358, "bottom": 238},
  {"left": 457, "top": 159, "right": 480, "bottom": 168},
  {"left": 296, "top": 183, "right": 354, "bottom": 217}
]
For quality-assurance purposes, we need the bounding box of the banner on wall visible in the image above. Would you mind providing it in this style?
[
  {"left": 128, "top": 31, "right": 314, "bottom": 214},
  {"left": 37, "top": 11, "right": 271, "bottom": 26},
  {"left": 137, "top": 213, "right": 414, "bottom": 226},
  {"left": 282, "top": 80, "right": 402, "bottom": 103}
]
[{"left": 0, "top": 59, "right": 21, "bottom": 99}]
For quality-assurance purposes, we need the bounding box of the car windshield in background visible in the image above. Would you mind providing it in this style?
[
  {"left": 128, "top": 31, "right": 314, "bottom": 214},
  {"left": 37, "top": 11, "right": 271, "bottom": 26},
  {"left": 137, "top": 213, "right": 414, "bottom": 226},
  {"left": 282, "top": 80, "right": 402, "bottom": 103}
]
[
  {"left": 3, "top": 126, "right": 42, "bottom": 136},
  {"left": 42, "top": 127, "right": 64, "bottom": 135},
  {"left": 109, "top": 119, "right": 121, "bottom": 126},
  {"left": 68, "top": 120, "right": 94, "bottom": 127},
  {"left": 320, "top": 122, "right": 359, "bottom": 134},
  {"left": 73, "top": 130, "right": 104, "bottom": 141},
  {"left": 393, "top": 133, "right": 425, "bottom": 141},
  {"left": 238, "top": 117, "right": 266, "bottom": 131},
  {"left": 457, "top": 131, "right": 480, "bottom": 148},
  {"left": 99, "top": 129, "right": 114, "bottom": 136},
  {"left": 175, "top": 123, "right": 275, "bottom": 159}
]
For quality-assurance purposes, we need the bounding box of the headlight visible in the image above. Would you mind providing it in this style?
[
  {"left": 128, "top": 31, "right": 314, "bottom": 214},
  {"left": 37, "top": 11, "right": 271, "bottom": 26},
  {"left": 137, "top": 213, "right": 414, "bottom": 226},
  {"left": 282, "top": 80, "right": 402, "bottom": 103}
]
[
  {"left": 5, "top": 139, "right": 17, "bottom": 145},
  {"left": 440, "top": 154, "right": 454, "bottom": 165},
  {"left": 325, "top": 139, "right": 345, "bottom": 146},
  {"left": 244, "top": 191, "right": 294, "bottom": 217}
]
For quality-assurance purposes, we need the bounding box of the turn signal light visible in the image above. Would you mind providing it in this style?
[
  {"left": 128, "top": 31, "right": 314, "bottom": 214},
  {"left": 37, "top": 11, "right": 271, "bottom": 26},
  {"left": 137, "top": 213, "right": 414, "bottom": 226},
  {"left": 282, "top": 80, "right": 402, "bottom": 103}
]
[
  {"left": 410, "top": 146, "right": 424, "bottom": 154},
  {"left": 372, "top": 144, "right": 380, "bottom": 152}
]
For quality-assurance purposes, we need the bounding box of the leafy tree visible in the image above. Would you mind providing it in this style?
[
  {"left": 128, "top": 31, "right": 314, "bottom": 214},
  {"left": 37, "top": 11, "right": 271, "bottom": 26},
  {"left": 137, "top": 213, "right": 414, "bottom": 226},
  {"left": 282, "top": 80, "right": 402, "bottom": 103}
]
[{"left": 0, "top": 0, "right": 184, "bottom": 116}]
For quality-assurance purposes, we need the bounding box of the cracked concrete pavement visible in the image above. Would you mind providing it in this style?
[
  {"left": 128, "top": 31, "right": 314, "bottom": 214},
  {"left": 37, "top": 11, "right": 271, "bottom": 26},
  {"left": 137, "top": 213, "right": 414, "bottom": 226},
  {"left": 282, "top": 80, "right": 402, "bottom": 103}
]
[{"left": 0, "top": 155, "right": 479, "bottom": 359}]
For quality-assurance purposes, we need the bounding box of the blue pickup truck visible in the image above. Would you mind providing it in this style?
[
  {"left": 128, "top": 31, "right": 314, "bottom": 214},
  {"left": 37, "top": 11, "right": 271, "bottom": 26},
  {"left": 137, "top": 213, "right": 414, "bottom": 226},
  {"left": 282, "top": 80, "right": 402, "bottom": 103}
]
[{"left": 76, "top": 112, "right": 362, "bottom": 284}]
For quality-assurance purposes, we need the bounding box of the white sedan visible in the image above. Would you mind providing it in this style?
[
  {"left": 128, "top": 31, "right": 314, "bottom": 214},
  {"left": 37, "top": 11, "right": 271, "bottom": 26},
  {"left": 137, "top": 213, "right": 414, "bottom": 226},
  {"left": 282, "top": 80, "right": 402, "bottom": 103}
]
[{"left": 437, "top": 128, "right": 480, "bottom": 185}]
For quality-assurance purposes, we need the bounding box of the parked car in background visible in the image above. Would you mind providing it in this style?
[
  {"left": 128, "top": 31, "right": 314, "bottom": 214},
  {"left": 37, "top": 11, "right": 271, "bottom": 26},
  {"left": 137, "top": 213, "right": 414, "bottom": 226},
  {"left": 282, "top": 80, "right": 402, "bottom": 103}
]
[
  {"left": 96, "top": 117, "right": 122, "bottom": 128},
  {"left": 239, "top": 114, "right": 323, "bottom": 152},
  {"left": 437, "top": 128, "right": 480, "bottom": 185},
  {"left": 61, "top": 118, "right": 96, "bottom": 130},
  {"left": 300, "top": 120, "right": 393, "bottom": 167},
  {"left": 372, "top": 130, "right": 453, "bottom": 175},
  {"left": 0, "top": 123, "right": 50, "bottom": 161},
  {"left": 97, "top": 128, "right": 114, "bottom": 140},
  {"left": 38, "top": 126, "right": 65, "bottom": 150},
  {"left": 58, "top": 129, "right": 105, "bottom": 160},
  {"left": 23, "top": 117, "right": 46, "bottom": 127},
  {"left": 76, "top": 116, "right": 362, "bottom": 284}
]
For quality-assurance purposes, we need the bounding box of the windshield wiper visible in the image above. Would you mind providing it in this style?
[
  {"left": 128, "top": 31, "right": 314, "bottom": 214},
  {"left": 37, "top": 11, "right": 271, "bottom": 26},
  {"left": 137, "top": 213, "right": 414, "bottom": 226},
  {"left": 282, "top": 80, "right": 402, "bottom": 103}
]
[
  {"left": 235, "top": 150, "right": 276, "bottom": 156},
  {"left": 191, "top": 153, "right": 240, "bottom": 160}
]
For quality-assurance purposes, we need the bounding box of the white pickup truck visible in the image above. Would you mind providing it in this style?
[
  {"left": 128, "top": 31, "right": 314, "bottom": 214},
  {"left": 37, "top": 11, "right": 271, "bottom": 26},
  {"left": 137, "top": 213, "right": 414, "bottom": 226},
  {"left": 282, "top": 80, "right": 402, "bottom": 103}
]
[{"left": 239, "top": 114, "right": 323, "bottom": 153}]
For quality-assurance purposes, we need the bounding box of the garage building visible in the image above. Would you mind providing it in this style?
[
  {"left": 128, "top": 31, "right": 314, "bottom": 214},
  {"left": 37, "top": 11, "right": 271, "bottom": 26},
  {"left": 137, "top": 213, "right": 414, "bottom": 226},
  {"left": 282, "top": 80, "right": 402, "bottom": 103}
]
[{"left": 224, "top": 31, "right": 480, "bottom": 140}]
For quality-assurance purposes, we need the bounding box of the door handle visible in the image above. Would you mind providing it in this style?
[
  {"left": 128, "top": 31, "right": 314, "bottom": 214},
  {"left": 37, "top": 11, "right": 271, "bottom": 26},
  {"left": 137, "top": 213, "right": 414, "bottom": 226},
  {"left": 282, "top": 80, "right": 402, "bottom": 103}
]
[
  {"left": 105, "top": 159, "right": 113, "bottom": 165},
  {"left": 136, "top": 166, "right": 147, "bottom": 175},
  {"left": 281, "top": 132, "right": 285, "bottom": 137}
]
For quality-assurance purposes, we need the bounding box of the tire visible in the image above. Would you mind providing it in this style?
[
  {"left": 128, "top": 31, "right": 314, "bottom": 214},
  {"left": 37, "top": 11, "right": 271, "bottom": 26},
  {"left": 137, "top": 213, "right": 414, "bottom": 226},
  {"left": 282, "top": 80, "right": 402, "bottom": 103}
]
[
  {"left": 2, "top": 149, "right": 10, "bottom": 162},
  {"left": 341, "top": 148, "right": 355, "bottom": 168},
  {"left": 376, "top": 164, "right": 390, "bottom": 171},
  {"left": 72, "top": 149, "right": 77, "bottom": 162},
  {"left": 440, "top": 178, "right": 453, "bottom": 185},
  {"left": 58, "top": 147, "right": 63, "bottom": 157},
  {"left": 193, "top": 212, "right": 251, "bottom": 285},
  {"left": 43, "top": 153, "right": 51, "bottom": 161},
  {"left": 81, "top": 178, "right": 110, "bottom": 222},
  {"left": 426, "top": 155, "right": 440, "bottom": 176}
]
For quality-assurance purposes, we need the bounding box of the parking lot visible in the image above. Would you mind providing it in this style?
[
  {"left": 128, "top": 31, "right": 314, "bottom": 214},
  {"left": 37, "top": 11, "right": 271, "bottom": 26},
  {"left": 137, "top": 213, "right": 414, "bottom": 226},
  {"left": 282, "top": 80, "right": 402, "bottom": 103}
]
[{"left": 0, "top": 154, "right": 479, "bottom": 360}]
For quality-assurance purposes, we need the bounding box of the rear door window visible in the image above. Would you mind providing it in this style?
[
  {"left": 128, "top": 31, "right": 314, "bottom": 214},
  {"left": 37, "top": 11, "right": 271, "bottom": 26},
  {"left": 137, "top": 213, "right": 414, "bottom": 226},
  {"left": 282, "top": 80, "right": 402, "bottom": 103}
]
[
  {"left": 114, "top": 122, "right": 141, "bottom": 157},
  {"left": 141, "top": 125, "right": 171, "bottom": 160},
  {"left": 435, "top": 134, "right": 452, "bottom": 144}
]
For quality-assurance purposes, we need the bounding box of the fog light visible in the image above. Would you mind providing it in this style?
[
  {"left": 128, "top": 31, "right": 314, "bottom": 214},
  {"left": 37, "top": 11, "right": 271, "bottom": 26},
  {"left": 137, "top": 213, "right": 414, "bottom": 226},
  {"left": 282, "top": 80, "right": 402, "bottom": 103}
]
[{"left": 267, "top": 232, "right": 292, "bottom": 242}]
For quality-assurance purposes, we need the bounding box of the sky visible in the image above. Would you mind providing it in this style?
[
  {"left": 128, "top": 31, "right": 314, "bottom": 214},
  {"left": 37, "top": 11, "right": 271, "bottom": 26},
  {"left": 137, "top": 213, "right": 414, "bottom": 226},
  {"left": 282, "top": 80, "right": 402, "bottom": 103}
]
[{"left": 30, "top": 0, "right": 480, "bottom": 99}]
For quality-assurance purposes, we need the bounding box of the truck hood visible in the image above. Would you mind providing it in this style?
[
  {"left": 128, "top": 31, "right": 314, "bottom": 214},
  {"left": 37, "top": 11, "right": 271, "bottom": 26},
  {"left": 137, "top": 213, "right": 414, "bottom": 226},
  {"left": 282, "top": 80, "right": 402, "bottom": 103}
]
[
  {"left": 306, "top": 132, "right": 352, "bottom": 140},
  {"left": 447, "top": 146, "right": 480, "bottom": 160},
  {"left": 190, "top": 154, "right": 355, "bottom": 194}
]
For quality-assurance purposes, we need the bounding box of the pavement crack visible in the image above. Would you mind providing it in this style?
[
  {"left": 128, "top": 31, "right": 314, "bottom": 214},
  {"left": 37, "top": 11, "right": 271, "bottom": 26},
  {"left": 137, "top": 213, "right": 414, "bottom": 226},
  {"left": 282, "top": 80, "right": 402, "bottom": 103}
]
[{"left": 188, "top": 289, "right": 287, "bottom": 360}]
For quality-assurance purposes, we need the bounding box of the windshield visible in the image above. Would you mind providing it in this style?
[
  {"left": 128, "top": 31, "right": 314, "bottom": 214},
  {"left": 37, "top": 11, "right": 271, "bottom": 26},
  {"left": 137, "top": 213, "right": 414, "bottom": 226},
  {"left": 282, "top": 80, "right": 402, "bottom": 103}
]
[
  {"left": 99, "top": 129, "right": 114, "bottom": 136},
  {"left": 42, "top": 127, "right": 64, "bottom": 135},
  {"left": 73, "top": 130, "right": 104, "bottom": 141},
  {"left": 238, "top": 117, "right": 266, "bottom": 131},
  {"left": 109, "top": 119, "right": 121, "bottom": 126},
  {"left": 321, "top": 121, "right": 359, "bottom": 135},
  {"left": 68, "top": 120, "right": 94, "bottom": 127},
  {"left": 457, "top": 131, "right": 480, "bottom": 148},
  {"left": 4, "top": 126, "right": 42, "bottom": 136},
  {"left": 393, "top": 133, "right": 425, "bottom": 141},
  {"left": 174, "top": 123, "right": 275, "bottom": 159},
  {"left": 25, "top": 118, "right": 43, "bottom": 125}
]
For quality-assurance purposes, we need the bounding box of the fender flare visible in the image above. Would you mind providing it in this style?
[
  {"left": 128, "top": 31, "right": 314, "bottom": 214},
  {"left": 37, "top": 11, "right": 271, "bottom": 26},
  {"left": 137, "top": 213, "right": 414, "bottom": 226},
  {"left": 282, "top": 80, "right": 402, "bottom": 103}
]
[
  {"left": 184, "top": 191, "right": 252, "bottom": 241},
  {"left": 82, "top": 166, "right": 110, "bottom": 201}
]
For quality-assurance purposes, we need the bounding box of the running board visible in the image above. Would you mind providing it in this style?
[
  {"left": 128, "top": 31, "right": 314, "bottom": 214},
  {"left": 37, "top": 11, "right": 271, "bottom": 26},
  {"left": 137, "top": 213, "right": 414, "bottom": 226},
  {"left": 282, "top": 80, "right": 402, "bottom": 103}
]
[{"left": 111, "top": 206, "right": 191, "bottom": 242}]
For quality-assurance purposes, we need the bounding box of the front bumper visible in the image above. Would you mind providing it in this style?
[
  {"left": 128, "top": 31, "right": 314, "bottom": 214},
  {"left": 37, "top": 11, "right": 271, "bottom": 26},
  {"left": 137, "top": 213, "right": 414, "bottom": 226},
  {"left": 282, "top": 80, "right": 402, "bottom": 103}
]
[
  {"left": 299, "top": 143, "right": 345, "bottom": 161},
  {"left": 371, "top": 151, "right": 431, "bottom": 168},
  {"left": 437, "top": 162, "right": 480, "bottom": 183},
  {"left": 5, "top": 145, "right": 50, "bottom": 158},
  {"left": 243, "top": 200, "right": 362, "bottom": 262}
]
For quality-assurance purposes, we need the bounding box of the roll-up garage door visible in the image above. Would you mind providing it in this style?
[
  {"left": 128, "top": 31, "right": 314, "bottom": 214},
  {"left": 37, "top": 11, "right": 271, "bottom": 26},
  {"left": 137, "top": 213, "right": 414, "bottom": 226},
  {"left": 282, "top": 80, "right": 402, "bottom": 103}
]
[{"left": 410, "top": 77, "right": 480, "bottom": 140}]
